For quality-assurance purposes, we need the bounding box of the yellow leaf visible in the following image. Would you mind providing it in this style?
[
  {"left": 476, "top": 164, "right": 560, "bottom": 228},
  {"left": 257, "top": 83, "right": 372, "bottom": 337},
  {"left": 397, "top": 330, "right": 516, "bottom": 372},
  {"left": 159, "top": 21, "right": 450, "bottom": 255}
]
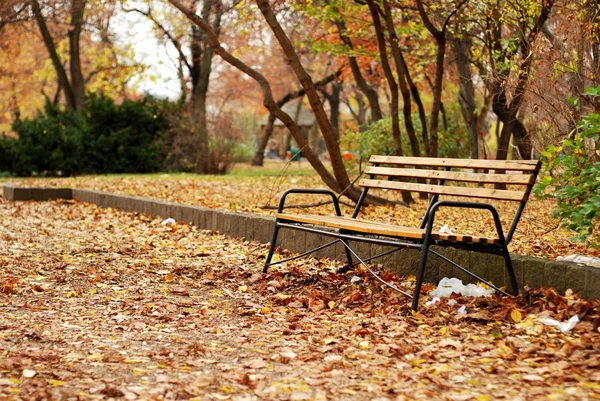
[
  {"left": 65, "top": 291, "right": 77, "bottom": 298},
  {"left": 164, "top": 273, "right": 174, "bottom": 283},
  {"left": 124, "top": 359, "right": 143, "bottom": 364},
  {"left": 477, "top": 395, "right": 492, "bottom": 401},
  {"left": 49, "top": 380, "right": 64, "bottom": 387},
  {"left": 359, "top": 341, "right": 370, "bottom": 350},
  {"left": 260, "top": 307, "right": 271, "bottom": 315},
  {"left": 328, "top": 301, "right": 335, "bottom": 309},
  {"left": 439, "top": 326, "right": 448, "bottom": 336},
  {"left": 510, "top": 309, "right": 522, "bottom": 323},
  {"left": 238, "top": 285, "right": 248, "bottom": 292},
  {"left": 276, "top": 294, "right": 291, "bottom": 300},
  {"left": 132, "top": 368, "right": 146, "bottom": 375}
]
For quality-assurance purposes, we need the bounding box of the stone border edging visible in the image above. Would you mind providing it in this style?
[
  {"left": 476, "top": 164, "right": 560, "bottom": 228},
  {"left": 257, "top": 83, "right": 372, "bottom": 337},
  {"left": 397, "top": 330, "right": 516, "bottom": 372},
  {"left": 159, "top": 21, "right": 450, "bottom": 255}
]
[{"left": 2, "top": 184, "right": 599, "bottom": 299}]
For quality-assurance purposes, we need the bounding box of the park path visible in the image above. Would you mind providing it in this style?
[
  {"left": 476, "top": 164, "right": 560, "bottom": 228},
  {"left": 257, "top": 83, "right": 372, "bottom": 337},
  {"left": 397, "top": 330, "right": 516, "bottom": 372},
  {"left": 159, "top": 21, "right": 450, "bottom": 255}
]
[{"left": 0, "top": 197, "right": 599, "bottom": 400}]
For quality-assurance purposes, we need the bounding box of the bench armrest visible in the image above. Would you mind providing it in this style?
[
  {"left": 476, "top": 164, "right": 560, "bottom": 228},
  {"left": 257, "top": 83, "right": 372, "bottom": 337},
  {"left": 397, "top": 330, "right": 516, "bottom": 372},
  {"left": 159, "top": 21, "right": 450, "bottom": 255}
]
[
  {"left": 424, "top": 200, "right": 509, "bottom": 246},
  {"left": 277, "top": 189, "right": 343, "bottom": 216}
]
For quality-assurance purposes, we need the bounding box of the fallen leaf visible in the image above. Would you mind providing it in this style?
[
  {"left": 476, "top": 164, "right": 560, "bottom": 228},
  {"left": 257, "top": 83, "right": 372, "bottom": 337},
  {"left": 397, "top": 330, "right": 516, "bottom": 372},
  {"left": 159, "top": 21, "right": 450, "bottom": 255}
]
[{"left": 511, "top": 309, "right": 522, "bottom": 323}]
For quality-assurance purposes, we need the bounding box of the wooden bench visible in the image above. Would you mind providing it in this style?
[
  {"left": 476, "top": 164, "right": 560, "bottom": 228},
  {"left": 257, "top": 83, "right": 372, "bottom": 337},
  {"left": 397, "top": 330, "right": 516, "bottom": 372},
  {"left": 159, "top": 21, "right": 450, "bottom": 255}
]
[{"left": 263, "top": 156, "right": 542, "bottom": 310}]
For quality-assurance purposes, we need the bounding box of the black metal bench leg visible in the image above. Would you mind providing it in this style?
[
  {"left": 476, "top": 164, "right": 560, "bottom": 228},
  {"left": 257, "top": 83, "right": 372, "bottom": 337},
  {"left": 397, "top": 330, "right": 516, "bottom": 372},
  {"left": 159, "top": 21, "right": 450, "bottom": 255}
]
[
  {"left": 342, "top": 239, "right": 353, "bottom": 268},
  {"left": 263, "top": 224, "right": 280, "bottom": 273},
  {"left": 411, "top": 237, "right": 432, "bottom": 311},
  {"left": 502, "top": 247, "right": 519, "bottom": 296}
]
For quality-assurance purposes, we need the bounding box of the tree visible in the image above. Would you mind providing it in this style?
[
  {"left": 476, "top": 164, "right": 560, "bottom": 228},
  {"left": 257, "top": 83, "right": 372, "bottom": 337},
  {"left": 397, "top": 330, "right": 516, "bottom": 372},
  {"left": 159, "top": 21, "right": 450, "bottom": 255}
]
[
  {"left": 415, "top": 0, "right": 467, "bottom": 158},
  {"left": 30, "top": 0, "right": 87, "bottom": 113},
  {"left": 450, "top": 10, "right": 491, "bottom": 160},
  {"left": 486, "top": 0, "right": 554, "bottom": 161},
  {"left": 167, "top": 0, "right": 397, "bottom": 204}
]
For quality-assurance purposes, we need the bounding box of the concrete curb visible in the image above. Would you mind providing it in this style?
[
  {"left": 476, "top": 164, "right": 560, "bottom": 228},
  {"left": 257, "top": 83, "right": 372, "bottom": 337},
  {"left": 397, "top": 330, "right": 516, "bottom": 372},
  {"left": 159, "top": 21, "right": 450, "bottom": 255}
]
[{"left": 3, "top": 184, "right": 599, "bottom": 299}]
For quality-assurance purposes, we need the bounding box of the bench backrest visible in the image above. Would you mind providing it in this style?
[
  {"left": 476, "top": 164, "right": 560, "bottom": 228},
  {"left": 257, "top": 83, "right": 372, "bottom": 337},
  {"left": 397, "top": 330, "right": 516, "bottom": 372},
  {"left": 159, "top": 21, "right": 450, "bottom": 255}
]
[
  {"left": 359, "top": 156, "right": 541, "bottom": 203},
  {"left": 357, "top": 156, "right": 542, "bottom": 243}
]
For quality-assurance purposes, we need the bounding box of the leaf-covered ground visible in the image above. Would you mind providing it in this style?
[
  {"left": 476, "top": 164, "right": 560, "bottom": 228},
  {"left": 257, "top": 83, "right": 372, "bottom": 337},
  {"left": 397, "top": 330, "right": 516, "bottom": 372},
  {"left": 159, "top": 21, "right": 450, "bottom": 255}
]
[
  {"left": 1, "top": 198, "right": 600, "bottom": 400},
  {"left": 1, "top": 162, "right": 598, "bottom": 260}
]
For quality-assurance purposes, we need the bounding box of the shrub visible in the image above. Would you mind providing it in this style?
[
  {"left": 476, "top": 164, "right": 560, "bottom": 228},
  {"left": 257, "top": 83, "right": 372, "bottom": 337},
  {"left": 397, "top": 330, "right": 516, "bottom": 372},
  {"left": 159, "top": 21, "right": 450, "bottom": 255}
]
[
  {"left": 343, "top": 114, "right": 470, "bottom": 163},
  {"left": 85, "top": 93, "right": 169, "bottom": 173},
  {"left": 4, "top": 94, "right": 171, "bottom": 176},
  {"left": 535, "top": 86, "right": 600, "bottom": 246},
  {"left": 0, "top": 135, "right": 17, "bottom": 174},
  {"left": 163, "top": 109, "right": 250, "bottom": 174},
  {"left": 9, "top": 102, "right": 87, "bottom": 176}
]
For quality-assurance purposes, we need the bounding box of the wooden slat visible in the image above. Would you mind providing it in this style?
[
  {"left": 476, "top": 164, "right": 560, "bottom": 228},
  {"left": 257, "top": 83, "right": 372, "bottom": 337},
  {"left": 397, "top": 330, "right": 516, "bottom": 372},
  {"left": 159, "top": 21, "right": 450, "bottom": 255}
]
[
  {"left": 279, "top": 213, "right": 424, "bottom": 239},
  {"left": 359, "top": 178, "right": 527, "bottom": 202},
  {"left": 364, "top": 166, "right": 534, "bottom": 185},
  {"left": 369, "top": 155, "right": 541, "bottom": 172},
  {"left": 277, "top": 214, "right": 500, "bottom": 245}
]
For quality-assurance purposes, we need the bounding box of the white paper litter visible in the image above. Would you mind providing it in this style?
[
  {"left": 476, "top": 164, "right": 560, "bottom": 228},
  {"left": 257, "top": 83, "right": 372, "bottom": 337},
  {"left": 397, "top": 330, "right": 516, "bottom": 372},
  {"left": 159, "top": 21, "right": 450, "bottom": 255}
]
[
  {"left": 429, "top": 277, "right": 495, "bottom": 298},
  {"left": 457, "top": 305, "right": 467, "bottom": 314},
  {"left": 539, "top": 315, "right": 580, "bottom": 333},
  {"left": 557, "top": 254, "right": 600, "bottom": 268},
  {"left": 425, "top": 297, "right": 440, "bottom": 306},
  {"left": 161, "top": 218, "right": 176, "bottom": 226},
  {"left": 350, "top": 276, "right": 361, "bottom": 284},
  {"left": 439, "top": 224, "right": 454, "bottom": 235}
]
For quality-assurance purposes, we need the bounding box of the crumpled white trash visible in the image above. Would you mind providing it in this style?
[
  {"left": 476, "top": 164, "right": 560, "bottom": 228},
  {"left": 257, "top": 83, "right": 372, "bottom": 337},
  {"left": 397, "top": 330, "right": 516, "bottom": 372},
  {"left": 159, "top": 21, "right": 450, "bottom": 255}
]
[
  {"left": 161, "top": 217, "right": 176, "bottom": 226},
  {"left": 439, "top": 224, "right": 454, "bottom": 235},
  {"left": 539, "top": 315, "right": 580, "bottom": 333},
  {"left": 429, "top": 277, "right": 495, "bottom": 298}
]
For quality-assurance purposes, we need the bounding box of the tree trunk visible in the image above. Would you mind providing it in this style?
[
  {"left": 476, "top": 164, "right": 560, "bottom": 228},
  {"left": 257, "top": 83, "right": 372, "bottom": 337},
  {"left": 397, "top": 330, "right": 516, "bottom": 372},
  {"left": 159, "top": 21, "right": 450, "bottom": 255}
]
[
  {"left": 452, "top": 36, "right": 479, "bottom": 159},
  {"left": 328, "top": 80, "right": 341, "bottom": 143},
  {"left": 251, "top": 113, "right": 276, "bottom": 166},
  {"left": 366, "top": 0, "right": 414, "bottom": 204},
  {"left": 382, "top": 0, "right": 421, "bottom": 158},
  {"left": 429, "top": 38, "right": 446, "bottom": 157},
  {"left": 334, "top": 14, "right": 383, "bottom": 122},
  {"left": 190, "top": 0, "right": 223, "bottom": 173},
  {"left": 31, "top": 0, "right": 76, "bottom": 111},
  {"left": 69, "top": 0, "right": 86, "bottom": 113}
]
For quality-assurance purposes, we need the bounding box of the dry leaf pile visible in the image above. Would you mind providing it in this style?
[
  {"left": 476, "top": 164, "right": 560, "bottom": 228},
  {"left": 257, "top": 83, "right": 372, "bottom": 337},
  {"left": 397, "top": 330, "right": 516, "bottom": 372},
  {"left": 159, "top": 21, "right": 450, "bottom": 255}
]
[
  {"left": 1, "top": 198, "right": 600, "bottom": 400},
  {"left": 2, "top": 171, "right": 598, "bottom": 260}
]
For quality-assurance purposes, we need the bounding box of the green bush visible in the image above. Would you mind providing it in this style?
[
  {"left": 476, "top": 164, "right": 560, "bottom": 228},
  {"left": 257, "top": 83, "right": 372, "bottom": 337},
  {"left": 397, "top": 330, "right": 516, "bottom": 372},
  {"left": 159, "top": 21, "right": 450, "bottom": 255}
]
[
  {"left": 8, "top": 102, "right": 87, "bottom": 176},
  {"left": 535, "top": 86, "right": 600, "bottom": 246},
  {"left": 85, "top": 93, "right": 169, "bottom": 173},
  {"left": 344, "top": 114, "right": 470, "bottom": 161},
  {"left": 0, "top": 135, "right": 17, "bottom": 174},
  {"left": 1, "top": 94, "right": 171, "bottom": 176}
]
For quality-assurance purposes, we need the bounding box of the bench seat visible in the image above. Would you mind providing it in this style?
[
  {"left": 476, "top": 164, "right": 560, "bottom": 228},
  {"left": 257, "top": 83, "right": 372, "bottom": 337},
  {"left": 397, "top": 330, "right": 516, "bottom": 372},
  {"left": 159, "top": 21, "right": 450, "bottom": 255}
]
[{"left": 276, "top": 213, "right": 501, "bottom": 245}]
